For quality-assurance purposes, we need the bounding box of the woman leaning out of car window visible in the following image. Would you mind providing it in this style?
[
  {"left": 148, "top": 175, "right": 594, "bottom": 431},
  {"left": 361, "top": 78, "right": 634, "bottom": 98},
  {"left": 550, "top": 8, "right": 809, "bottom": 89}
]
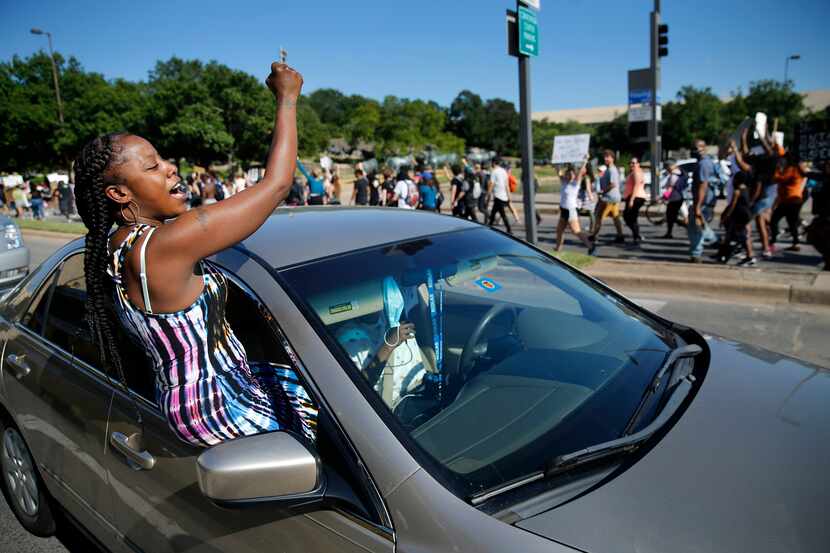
[{"left": 72, "top": 61, "right": 317, "bottom": 448}]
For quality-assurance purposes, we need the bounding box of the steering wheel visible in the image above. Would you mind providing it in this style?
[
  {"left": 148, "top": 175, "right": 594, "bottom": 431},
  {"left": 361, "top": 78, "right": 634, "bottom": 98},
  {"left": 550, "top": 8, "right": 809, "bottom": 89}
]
[{"left": 457, "top": 304, "right": 513, "bottom": 376}]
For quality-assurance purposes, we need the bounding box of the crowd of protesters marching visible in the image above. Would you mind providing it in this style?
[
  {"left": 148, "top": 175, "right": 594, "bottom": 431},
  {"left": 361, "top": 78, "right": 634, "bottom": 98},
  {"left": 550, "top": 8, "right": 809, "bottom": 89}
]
[{"left": 5, "top": 138, "right": 826, "bottom": 270}]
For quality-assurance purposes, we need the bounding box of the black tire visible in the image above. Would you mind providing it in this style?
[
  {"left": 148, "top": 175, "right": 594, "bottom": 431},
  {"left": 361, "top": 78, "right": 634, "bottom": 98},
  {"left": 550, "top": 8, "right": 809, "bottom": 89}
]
[
  {"left": 645, "top": 201, "right": 666, "bottom": 226},
  {"left": 0, "top": 419, "right": 57, "bottom": 537}
]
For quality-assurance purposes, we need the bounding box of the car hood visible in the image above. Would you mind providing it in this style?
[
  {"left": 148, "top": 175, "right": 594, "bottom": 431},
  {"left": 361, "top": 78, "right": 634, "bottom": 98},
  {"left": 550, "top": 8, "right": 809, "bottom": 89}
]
[{"left": 516, "top": 336, "right": 830, "bottom": 553}]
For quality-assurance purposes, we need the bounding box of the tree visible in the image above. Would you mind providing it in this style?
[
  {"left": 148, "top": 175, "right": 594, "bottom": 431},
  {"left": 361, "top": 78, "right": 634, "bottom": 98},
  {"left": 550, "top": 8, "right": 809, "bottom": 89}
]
[
  {"left": 480, "top": 99, "right": 519, "bottom": 156},
  {"left": 723, "top": 80, "right": 806, "bottom": 139},
  {"left": 345, "top": 100, "right": 381, "bottom": 145},
  {"left": 593, "top": 113, "right": 630, "bottom": 154},
  {"left": 661, "top": 86, "right": 724, "bottom": 151},
  {"left": 448, "top": 90, "right": 485, "bottom": 146},
  {"left": 296, "top": 98, "right": 328, "bottom": 157}
]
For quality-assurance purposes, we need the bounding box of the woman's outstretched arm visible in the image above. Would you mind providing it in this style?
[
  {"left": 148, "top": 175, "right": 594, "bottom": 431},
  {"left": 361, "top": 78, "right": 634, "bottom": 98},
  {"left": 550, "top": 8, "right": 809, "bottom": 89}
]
[{"left": 156, "top": 62, "right": 302, "bottom": 264}]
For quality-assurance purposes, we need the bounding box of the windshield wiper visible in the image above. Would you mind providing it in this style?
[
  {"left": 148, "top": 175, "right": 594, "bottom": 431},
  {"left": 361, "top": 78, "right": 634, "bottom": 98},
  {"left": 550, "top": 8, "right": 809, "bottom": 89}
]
[
  {"left": 623, "top": 343, "right": 702, "bottom": 435},
  {"left": 471, "top": 371, "right": 698, "bottom": 506},
  {"left": 546, "top": 372, "right": 695, "bottom": 476},
  {"left": 469, "top": 344, "right": 702, "bottom": 506}
]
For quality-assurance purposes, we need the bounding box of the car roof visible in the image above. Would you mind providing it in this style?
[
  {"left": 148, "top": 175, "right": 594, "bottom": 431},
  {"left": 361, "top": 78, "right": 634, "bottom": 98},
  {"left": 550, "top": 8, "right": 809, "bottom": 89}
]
[{"left": 239, "top": 206, "right": 479, "bottom": 269}]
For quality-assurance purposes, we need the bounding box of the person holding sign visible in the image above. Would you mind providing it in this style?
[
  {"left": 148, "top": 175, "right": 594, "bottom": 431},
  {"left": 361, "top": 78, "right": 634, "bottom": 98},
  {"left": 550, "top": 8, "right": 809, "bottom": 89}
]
[{"left": 556, "top": 163, "right": 596, "bottom": 255}]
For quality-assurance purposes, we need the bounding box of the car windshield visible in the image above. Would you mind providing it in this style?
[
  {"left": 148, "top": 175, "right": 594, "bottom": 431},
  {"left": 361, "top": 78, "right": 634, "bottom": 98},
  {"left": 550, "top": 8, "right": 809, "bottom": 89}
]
[{"left": 280, "top": 228, "right": 676, "bottom": 500}]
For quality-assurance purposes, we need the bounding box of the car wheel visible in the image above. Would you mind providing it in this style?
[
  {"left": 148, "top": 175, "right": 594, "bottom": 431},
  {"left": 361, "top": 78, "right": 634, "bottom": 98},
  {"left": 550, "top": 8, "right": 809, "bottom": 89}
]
[{"left": 0, "top": 421, "right": 57, "bottom": 537}]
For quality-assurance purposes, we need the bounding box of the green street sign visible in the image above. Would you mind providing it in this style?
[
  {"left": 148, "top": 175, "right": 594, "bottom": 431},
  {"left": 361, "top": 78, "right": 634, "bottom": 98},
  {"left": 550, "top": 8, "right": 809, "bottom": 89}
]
[{"left": 518, "top": 6, "right": 538, "bottom": 57}]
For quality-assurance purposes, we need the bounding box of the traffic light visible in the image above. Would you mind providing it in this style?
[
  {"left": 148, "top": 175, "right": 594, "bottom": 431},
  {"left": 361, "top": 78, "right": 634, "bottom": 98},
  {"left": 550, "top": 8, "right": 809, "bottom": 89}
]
[{"left": 658, "top": 24, "right": 669, "bottom": 57}]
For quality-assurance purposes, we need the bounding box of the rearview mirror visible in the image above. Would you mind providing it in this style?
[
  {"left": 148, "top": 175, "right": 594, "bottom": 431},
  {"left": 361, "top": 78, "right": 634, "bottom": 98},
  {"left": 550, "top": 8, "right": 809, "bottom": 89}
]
[{"left": 196, "top": 431, "right": 323, "bottom": 505}]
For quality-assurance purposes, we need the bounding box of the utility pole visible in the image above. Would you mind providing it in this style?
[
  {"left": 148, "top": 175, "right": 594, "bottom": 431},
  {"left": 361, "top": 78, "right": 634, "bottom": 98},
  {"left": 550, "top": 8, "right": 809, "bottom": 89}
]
[
  {"left": 517, "top": 39, "right": 536, "bottom": 243},
  {"left": 510, "top": 1, "right": 540, "bottom": 244},
  {"left": 648, "top": 1, "right": 668, "bottom": 201},
  {"left": 30, "top": 28, "right": 64, "bottom": 125}
]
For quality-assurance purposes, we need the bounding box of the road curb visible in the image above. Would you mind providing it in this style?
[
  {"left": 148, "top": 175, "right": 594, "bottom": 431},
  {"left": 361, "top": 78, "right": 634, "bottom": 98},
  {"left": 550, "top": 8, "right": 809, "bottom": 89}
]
[
  {"left": 583, "top": 261, "right": 828, "bottom": 307},
  {"left": 790, "top": 273, "right": 830, "bottom": 306},
  {"left": 587, "top": 271, "right": 795, "bottom": 304}
]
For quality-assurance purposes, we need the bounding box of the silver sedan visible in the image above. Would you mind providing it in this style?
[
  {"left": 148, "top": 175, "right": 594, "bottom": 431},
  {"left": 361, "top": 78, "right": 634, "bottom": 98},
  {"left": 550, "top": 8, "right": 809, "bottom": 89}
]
[{"left": 0, "top": 207, "right": 827, "bottom": 553}]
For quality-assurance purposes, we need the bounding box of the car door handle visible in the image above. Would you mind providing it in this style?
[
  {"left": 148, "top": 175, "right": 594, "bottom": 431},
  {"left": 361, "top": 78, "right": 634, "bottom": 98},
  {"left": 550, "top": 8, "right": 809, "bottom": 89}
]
[
  {"left": 5, "top": 354, "right": 31, "bottom": 379},
  {"left": 110, "top": 432, "right": 155, "bottom": 470}
]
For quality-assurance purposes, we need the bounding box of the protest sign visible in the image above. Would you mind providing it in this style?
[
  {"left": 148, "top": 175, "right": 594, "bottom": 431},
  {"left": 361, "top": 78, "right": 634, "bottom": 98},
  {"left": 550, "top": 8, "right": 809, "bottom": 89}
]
[
  {"left": 794, "top": 120, "right": 830, "bottom": 163},
  {"left": 551, "top": 134, "right": 591, "bottom": 164}
]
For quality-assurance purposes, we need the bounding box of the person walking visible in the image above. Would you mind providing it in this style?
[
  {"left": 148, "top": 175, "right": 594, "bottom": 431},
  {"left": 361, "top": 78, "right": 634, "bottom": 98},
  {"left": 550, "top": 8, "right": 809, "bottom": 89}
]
[
  {"left": 622, "top": 158, "right": 648, "bottom": 245},
  {"left": 29, "top": 181, "right": 45, "bottom": 220},
  {"left": 556, "top": 164, "right": 596, "bottom": 254},
  {"left": 577, "top": 164, "right": 597, "bottom": 232},
  {"left": 450, "top": 164, "right": 468, "bottom": 219},
  {"left": 328, "top": 173, "right": 343, "bottom": 205},
  {"left": 476, "top": 162, "right": 491, "bottom": 217},
  {"left": 715, "top": 171, "right": 756, "bottom": 266},
  {"left": 661, "top": 160, "right": 685, "bottom": 239},
  {"left": 487, "top": 159, "right": 516, "bottom": 234},
  {"left": 770, "top": 150, "right": 808, "bottom": 251},
  {"left": 56, "top": 179, "right": 73, "bottom": 220},
  {"left": 743, "top": 129, "right": 779, "bottom": 258},
  {"left": 688, "top": 139, "right": 719, "bottom": 262},
  {"left": 368, "top": 170, "right": 381, "bottom": 206},
  {"left": 72, "top": 61, "right": 316, "bottom": 448},
  {"left": 351, "top": 168, "right": 370, "bottom": 206},
  {"left": 296, "top": 159, "right": 326, "bottom": 205},
  {"left": 418, "top": 177, "right": 439, "bottom": 212},
  {"left": 463, "top": 166, "right": 480, "bottom": 222},
  {"left": 393, "top": 168, "right": 416, "bottom": 209},
  {"left": 590, "top": 150, "right": 625, "bottom": 243}
]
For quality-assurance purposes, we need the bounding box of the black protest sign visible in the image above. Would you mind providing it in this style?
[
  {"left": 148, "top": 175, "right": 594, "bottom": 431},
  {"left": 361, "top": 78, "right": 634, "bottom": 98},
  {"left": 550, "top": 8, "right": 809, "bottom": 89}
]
[{"left": 795, "top": 121, "right": 830, "bottom": 163}]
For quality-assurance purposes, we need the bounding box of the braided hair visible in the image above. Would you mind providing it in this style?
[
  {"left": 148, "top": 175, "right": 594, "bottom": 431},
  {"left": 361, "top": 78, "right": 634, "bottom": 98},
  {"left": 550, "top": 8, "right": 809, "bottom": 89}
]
[{"left": 73, "top": 132, "right": 130, "bottom": 382}]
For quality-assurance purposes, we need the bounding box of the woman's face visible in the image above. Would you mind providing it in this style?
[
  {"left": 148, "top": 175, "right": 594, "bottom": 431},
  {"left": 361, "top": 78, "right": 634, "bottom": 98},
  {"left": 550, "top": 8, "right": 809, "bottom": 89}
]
[{"left": 105, "top": 135, "right": 186, "bottom": 220}]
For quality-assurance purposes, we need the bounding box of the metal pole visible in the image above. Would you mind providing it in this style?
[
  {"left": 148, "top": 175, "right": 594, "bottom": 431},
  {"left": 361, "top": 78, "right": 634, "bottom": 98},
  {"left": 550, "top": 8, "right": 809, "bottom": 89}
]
[
  {"left": 518, "top": 53, "right": 536, "bottom": 244},
  {"left": 649, "top": 1, "right": 660, "bottom": 201},
  {"left": 45, "top": 32, "right": 64, "bottom": 125}
]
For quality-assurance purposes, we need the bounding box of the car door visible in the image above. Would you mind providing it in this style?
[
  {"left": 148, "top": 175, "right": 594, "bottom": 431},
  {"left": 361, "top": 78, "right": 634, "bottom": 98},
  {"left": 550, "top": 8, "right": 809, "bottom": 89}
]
[
  {"left": 103, "top": 253, "right": 394, "bottom": 553},
  {"left": 1, "top": 252, "right": 121, "bottom": 550}
]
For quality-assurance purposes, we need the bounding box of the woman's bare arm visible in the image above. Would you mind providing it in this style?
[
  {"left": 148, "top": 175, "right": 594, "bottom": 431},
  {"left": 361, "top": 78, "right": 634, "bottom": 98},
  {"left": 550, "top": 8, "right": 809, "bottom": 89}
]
[{"left": 156, "top": 63, "right": 302, "bottom": 264}]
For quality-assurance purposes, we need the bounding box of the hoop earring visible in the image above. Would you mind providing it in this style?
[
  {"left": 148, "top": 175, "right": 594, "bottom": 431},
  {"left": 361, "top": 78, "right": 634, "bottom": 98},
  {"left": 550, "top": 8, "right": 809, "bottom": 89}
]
[{"left": 119, "top": 200, "right": 141, "bottom": 225}]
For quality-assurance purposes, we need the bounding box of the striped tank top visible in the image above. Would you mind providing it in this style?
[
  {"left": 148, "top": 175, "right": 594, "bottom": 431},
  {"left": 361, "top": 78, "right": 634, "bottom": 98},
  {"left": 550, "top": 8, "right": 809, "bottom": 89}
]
[{"left": 107, "top": 224, "right": 317, "bottom": 447}]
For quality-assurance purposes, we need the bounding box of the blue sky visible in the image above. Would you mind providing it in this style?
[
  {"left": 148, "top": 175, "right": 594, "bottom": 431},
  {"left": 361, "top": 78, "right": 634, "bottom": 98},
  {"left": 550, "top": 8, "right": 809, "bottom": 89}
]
[{"left": 1, "top": 0, "right": 828, "bottom": 111}]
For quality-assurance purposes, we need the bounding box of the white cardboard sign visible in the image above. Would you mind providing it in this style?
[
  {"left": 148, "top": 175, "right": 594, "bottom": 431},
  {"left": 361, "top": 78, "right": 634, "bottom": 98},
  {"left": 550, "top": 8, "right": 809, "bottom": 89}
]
[{"left": 552, "top": 134, "right": 591, "bottom": 164}]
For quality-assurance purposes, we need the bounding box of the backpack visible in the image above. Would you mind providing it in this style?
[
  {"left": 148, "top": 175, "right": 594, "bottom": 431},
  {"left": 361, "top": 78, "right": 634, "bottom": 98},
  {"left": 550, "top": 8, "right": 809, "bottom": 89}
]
[
  {"left": 406, "top": 180, "right": 419, "bottom": 207},
  {"left": 508, "top": 174, "right": 518, "bottom": 193},
  {"left": 472, "top": 178, "right": 482, "bottom": 199}
]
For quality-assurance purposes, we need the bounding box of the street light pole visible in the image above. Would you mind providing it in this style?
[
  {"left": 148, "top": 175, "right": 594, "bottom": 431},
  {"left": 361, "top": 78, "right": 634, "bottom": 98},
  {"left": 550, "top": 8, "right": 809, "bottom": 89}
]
[
  {"left": 30, "top": 28, "right": 64, "bottom": 125},
  {"left": 784, "top": 54, "right": 800, "bottom": 86}
]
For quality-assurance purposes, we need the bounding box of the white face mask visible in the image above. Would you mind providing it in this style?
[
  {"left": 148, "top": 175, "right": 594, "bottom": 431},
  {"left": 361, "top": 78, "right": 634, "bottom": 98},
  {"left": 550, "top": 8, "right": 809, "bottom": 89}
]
[{"left": 383, "top": 276, "right": 405, "bottom": 329}]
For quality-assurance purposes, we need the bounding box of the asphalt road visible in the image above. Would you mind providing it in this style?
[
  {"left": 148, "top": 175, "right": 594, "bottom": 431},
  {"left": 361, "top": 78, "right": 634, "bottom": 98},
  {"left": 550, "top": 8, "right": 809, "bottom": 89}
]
[{"left": 1, "top": 234, "right": 828, "bottom": 552}]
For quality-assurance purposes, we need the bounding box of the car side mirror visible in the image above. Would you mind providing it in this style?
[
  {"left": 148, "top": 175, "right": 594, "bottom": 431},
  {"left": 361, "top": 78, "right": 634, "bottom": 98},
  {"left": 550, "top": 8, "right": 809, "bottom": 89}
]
[{"left": 196, "top": 431, "right": 324, "bottom": 507}]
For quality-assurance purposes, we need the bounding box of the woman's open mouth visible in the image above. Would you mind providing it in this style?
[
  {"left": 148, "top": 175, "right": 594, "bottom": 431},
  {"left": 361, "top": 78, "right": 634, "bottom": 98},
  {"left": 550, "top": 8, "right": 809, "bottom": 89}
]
[{"left": 169, "top": 181, "right": 188, "bottom": 201}]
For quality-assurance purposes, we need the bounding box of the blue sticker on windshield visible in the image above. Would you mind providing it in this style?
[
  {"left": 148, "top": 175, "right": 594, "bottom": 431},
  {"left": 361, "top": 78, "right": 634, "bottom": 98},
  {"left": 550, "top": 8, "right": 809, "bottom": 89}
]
[{"left": 475, "top": 278, "right": 502, "bottom": 292}]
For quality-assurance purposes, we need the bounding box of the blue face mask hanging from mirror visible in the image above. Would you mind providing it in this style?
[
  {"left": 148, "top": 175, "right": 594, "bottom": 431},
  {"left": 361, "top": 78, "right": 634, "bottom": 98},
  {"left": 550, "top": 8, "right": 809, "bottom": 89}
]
[{"left": 383, "top": 276, "right": 405, "bottom": 329}]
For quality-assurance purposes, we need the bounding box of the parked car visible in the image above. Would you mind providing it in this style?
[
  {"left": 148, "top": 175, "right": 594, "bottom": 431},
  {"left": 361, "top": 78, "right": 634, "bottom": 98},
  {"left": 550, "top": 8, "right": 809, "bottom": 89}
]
[
  {"left": 0, "top": 208, "right": 827, "bottom": 553},
  {"left": 0, "top": 214, "right": 29, "bottom": 290}
]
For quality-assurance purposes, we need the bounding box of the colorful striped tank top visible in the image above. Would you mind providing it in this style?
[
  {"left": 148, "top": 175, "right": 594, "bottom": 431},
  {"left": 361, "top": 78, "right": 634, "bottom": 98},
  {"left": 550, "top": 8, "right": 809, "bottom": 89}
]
[{"left": 107, "top": 224, "right": 317, "bottom": 447}]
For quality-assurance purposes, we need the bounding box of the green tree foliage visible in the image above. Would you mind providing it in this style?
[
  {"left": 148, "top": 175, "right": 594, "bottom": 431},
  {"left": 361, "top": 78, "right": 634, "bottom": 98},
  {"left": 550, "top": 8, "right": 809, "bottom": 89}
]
[
  {"left": 661, "top": 86, "right": 724, "bottom": 151},
  {"left": 532, "top": 119, "right": 593, "bottom": 159},
  {"left": 0, "top": 50, "right": 820, "bottom": 174},
  {"left": 723, "top": 80, "right": 806, "bottom": 139}
]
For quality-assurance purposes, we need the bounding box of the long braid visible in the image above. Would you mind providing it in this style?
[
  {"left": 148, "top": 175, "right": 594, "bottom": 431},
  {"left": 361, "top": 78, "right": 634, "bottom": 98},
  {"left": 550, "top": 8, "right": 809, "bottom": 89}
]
[{"left": 74, "top": 133, "right": 131, "bottom": 391}]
